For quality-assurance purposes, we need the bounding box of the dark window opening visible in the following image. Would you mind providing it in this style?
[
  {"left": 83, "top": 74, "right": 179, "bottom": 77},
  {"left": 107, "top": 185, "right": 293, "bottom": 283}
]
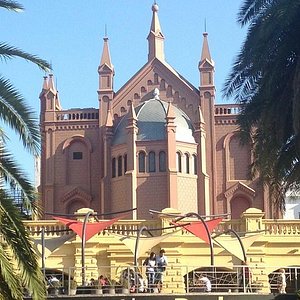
[
  {"left": 177, "top": 152, "right": 182, "bottom": 173},
  {"left": 118, "top": 156, "right": 122, "bottom": 176},
  {"left": 159, "top": 151, "right": 166, "bottom": 172},
  {"left": 193, "top": 154, "right": 197, "bottom": 175},
  {"left": 185, "top": 153, "right": 190, "bottom": 174},
  {"left": 149, "top": 151, "right": 156, "bottom": 172},
  {"left": 124, "top": 154, "right": 127, "bottom": 174},
  {"left": 139, "top": 152, "right": 146, "bottom": 173},
  {"left": 73, "top": 152, "right": 83, "bottom": 160},
  {"left": 112, "top": 158, "right": 116, "bottom": 178}
]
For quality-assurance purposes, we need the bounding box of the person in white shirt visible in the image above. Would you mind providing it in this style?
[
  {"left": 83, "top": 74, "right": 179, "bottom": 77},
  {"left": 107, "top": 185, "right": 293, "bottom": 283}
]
[
  {"left": 143, "top": 252, "right": 156, "bottom": 292},
  {"left": 155, "top": 249, "right": 168, "bottom": 292},
  {"left": 199, "top": 274, "right": 211, "bottom": 292}
]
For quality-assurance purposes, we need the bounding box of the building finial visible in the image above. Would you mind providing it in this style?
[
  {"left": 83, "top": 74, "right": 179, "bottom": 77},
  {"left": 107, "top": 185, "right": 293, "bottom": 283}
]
[
  {"left": 105, "top": 24, "right": 108, "bottom": 38},
  {"left": 152, "top": 1, "right": 158, "bottom": 11},
  {"left": 147, "top": 1, "right": 165, "bottom": 62},
  {"left": 204, "top": 18, "right": 207, "bottom": 33},
  {"left": 153, "top": 88, "right": 160, "bottom": 99}
]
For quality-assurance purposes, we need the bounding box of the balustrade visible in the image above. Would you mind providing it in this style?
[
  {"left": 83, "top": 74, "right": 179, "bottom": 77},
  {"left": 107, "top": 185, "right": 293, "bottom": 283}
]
[{"left": 56, "top": 109, "right": 99, "bottom": 122}]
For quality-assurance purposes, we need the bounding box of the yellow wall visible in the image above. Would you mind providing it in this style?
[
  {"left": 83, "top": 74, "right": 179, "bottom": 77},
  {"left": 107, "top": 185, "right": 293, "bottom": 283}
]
[{"left": 26, "top": 208, "right": 300, "bottom": 293}]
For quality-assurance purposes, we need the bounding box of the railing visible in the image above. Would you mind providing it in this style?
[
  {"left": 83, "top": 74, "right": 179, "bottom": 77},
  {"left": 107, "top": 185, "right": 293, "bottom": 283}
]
[
  {"left": 264, "top": 220, "right": 300, "bottom": 235},
  {"left": 215, "top": 104, "right": 242, "bottom": 116},
  {"left": 24, "top": 218, "right": 300, "bottom": 238},
  {"left": 55, "top": 108, "right": 99, "bottom": 122},
  {"left": 39, "top": 265, "right": 300, "bottom": 296},
  {"left": 24, "top": 219, "right": 162, "bottom": 237}
]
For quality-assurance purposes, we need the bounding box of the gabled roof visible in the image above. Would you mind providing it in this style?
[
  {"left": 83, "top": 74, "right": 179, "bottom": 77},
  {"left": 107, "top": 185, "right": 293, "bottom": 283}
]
[{"left": 113, "top": 57, "right": 199, "bottom": 109}]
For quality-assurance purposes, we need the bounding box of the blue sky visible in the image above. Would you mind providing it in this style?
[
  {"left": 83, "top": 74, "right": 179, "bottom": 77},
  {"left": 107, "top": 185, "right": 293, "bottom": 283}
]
[{"left": 1, "top": 0, "right": 246, "bottom": 183}]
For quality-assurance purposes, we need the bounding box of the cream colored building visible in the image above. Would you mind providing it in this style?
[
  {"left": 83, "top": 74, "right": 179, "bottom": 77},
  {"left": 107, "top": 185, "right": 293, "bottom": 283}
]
[{"left": 27, "top": 208, "right": 300, "bottom": 294}]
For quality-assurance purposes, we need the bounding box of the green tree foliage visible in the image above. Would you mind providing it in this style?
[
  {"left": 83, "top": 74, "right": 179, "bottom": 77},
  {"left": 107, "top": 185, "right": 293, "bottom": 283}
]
[
  {"left": 0, "top": 1, "right": 51, "bottom": 299},
  {"left": 223, "top": 0, "right": 300, "bottom": 212}
]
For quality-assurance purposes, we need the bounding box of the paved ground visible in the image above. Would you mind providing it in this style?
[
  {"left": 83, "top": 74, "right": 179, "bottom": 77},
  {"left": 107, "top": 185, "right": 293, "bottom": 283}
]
[{"left": 24, "top": 292, "right": 300, "bottom": 300}]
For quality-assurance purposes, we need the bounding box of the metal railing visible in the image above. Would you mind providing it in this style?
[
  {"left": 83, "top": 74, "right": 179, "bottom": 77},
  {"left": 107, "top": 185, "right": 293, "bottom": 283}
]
[{"left": 39, "top": 265, "right": 300, "bottom": 296}]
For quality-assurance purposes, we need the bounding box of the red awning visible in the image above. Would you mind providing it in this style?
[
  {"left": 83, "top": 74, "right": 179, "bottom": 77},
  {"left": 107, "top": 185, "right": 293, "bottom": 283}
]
[
  {"left": 53, "top": 216, "right": 122, "bottom": 242},
  {"left": 172, "top": 218, "right": 222, "bottom": 244}
]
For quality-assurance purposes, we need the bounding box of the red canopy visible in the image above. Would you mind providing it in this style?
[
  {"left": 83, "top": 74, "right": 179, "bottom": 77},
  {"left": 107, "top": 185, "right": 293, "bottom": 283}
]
[
  {"left": 172, "top": 218, "right": 222, "bottom": 244},
  {"left": 53, "top": 216, "right": 122, "bottom": 242}
]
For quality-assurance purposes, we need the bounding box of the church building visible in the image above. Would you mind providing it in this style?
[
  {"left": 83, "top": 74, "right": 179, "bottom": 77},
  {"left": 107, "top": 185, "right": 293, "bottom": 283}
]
[{"left": 38, "top": 3, "right": 275, "bottom": 220}]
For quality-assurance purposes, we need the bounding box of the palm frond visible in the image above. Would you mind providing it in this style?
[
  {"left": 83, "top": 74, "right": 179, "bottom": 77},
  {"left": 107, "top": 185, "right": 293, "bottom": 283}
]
[
  {"left": 0, "top": 143, "right": 36, "bottom": 211},
  {"left": 0, "top": 43, "right": 51, "bottom": 72},
  {"left": 0, "top": 76, "right": 40, "bottom": 154},
  {"left": 237, "top": 0, "right": 274, "bottom": 26},
  {"left": 0, "top": 0, "right": 23, "bottom": 12},
  {"left": 0, "top": 192, "right": 46, "bottom": 299},
  {"left": 224, "top": 0, "right": 300, "bottom": 211},
  {"left": 0, "top": 247, "right": 23, "bottom": 300}
]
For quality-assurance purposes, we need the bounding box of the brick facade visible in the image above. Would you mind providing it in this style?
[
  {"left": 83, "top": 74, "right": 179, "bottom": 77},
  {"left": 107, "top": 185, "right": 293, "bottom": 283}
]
[{"left": 38, "top": 4, "right": 276, "bottom": 220}]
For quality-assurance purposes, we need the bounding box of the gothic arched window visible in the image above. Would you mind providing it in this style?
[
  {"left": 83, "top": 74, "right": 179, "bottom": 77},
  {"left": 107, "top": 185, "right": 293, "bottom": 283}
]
[
  {"left": 124, "top": 154, "right": 127, "bottom": 174},
  {"left": 138, "top": 152, "right": 146, "bottom": 173},
  {"left": 193, "top": 154, "right": 197, "bottom": 175},
  {"left": 159, "top": 151, "right": 166, "bottom": 172},
  {"left": 149, "top": 151, "right": 156, "bottom": 172},
  {"left": 118, "top": 156, "right": 122, "bottom": 176},
  {"left": 177, "top": 152, "right": 182, "bottom": 173},
  {"left": 112, "top": 158, "right": 116, "bottom": 178},
  {"left": 185, "top": 153, "right": 190, "bottom": 174}
]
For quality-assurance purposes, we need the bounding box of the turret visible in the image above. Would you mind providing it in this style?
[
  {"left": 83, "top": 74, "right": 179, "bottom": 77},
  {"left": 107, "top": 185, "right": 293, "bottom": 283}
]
[
  {"left": 198, "top": 32, "right": 216, "bottom": 215},
  {"left": 39, "top": 74, "right": 61, "bottom": 122},
  {"left": 98, "top": 36, "right": 114, "bottom": 126}
]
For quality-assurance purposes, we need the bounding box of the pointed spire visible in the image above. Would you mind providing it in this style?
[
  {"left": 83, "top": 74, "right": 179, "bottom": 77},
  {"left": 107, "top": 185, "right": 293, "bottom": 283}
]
[
  {"left": 195, "top": 105, "right": 206, "bottom": 133},
  {"left": 150, "top": 3, "right": 162, "bottom": 35},
  {"left": 55, "top": 91, "right": 62, "bottom": 110},
  {"left": 105, "top": 109, "right": 113, "bottom": 127},
  {"left": 48, "top": 74, "right": 56, "bottom": 92},
  {"left": 201, "top": 32, "right": 212, "bottom": 63},
  {"left": 198, "top": 105, "right": 205, "bottom": 124},
  {"left": 100, "top": 36, "right": 114, "bottom": 71},
  {"left": 128, "top": 102, "right": 137, "bottom": 120},
  {"left": 166, "top": 101, "right": 175, "bottom": 120},
  {"left": 42, "top": 76, "right": 48, "bottom": 90},
  {"left": 147, "top": 3, "right": 165, "bottom": 61}
]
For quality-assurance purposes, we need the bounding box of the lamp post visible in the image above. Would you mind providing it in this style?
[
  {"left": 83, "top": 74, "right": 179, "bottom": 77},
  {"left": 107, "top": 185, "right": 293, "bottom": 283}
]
[
  {"left": 134, "top": 226, "right": 148, "bottom": 267},
  {"left": 175, "top": 212, "right": 214, "bottom": 266},
  {"left": 81, "top": 210, "right": 93, "bottom": 285}
]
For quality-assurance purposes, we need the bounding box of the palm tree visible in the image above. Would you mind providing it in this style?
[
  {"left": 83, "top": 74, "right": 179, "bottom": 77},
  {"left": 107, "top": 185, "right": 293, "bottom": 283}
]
[
  {"left": 0, "top": 1, "right": 51, "bottom": 299},
  {"left": 223, "top": 0, "right": 300, "bottom": 213}
]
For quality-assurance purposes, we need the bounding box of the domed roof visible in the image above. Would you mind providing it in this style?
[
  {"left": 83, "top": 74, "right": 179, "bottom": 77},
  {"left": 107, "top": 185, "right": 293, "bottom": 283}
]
[{"left": 112, "top": 92, "right": 195, "bottom": 145}]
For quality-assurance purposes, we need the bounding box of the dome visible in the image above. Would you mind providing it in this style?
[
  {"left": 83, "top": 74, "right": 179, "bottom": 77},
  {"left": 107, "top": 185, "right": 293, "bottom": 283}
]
[{"left": 112, "top": 95, "right": 195, "bottom": 146}]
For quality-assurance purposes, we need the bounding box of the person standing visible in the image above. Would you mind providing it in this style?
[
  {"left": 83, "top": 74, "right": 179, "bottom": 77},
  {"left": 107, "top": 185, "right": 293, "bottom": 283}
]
[
  {"left": 277, "top": 269, "right": 286, "bottom": 294},
  {"left": 143, "top": 252, "right": 156, "bottom": 292},
  {"left": 155, "top": 249, "right": 168, "bottom": 292}
]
